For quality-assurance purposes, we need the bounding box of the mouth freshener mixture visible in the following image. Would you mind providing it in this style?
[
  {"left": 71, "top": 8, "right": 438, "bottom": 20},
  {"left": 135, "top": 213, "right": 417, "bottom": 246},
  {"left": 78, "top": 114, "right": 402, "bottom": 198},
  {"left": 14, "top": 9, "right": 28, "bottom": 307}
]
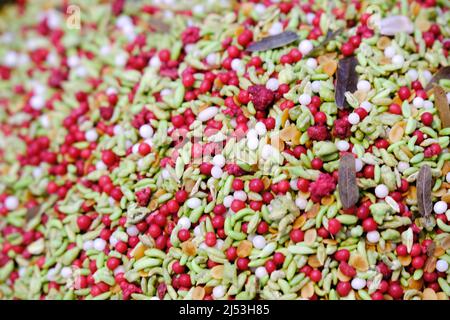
[{"left": 0, "top": 0, "right": 450, "bottom": 300}]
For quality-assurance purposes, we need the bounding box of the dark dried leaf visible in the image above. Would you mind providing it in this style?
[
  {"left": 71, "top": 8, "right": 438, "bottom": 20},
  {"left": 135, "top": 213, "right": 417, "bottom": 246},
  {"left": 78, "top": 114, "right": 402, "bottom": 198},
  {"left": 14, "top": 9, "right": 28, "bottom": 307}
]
[
  {"left": 424, "top": 66, "right": 450, "bottom": 91},
  {"left": 417, "top": 165, "right": 433, "bottom": 218},
  {"left": 338, "top": 153, "right": 359, "bottom": 209},
  {"left": 434, "top": 85, "right": 450, "bottom": 128},
  {"left": 335, "top": 56, "right": 359, "bottom": 109},
  {"left": 305, "top": 28, "right": 343, "bottom": 58},
  {"left": 246, "top": 31, "right": 299, "bottom": 52},
  {"left": 25, "top": 205, "right": 41, "bottom": 222}
]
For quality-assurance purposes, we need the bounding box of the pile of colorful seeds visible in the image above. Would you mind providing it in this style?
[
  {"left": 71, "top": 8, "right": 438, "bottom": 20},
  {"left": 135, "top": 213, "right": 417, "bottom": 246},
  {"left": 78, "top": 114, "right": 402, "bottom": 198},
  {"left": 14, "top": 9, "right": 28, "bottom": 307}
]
[{"left": 1, "top": 0, "right": 450, "bottom": 300}]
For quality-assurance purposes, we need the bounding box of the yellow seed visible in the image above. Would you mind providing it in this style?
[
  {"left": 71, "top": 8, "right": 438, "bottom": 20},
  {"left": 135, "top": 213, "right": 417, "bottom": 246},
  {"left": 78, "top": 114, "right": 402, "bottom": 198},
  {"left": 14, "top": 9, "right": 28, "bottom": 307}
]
[
  {"left": 398, "top": 255, "right": 412, "bottom": 266},
  {"left": 181, "top": 241, "right": 197, "bottom": 256},
  {"left": 436, "top": 292, "right": 449, "bottom": 300},
  {"left": 349, "top": 254, "right": 369, "bottom": 272},
  {"left": 134, "top": 244, "right": 147, "bottom": 260},
  {"left": 337, "top": 269, "right": 352, "bottom": 282},
  {"left": 423, "top": 288, "right": 438, "bottom": 300},
  {"left": 192, "top": 286, "right": 206, "bottom": 300},
  {"left": 293, "top": 215, "right": 306, "bottom": 229},
  {"left": 409, "top": 278, "right": 423, "bottom": 290},
  {"left": 321, "top": 195, "right": 335, "bottom": 206},
  {"left": 304, "top": 229, "right": 317, "bottom": 245},
  {"left": 322, "top": 60, "right": 338, "bottom": 77},
  {"left": 308, "top": 255, "right": 323, "bottom": 268},
  {"left": 377, "top": 36, "right": 391, "bottom": 50},
  {"left": 388, "top": 121, "right": 405, "bottom": 143},
  {"left": 211, "top": 265, "right": 224, "bottom": 279},
  {"left": 300, "top": 281, "right": 315, "bottom": 299},
  {"left": 237, "top": 240, "right": 253, "bottom": 258}
]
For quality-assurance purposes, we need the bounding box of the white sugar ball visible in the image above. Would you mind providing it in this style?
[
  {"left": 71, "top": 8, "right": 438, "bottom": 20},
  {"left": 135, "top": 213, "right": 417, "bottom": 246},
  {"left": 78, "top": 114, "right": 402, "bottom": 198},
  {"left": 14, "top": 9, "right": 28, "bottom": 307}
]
[
  {"left": 139, "top": 125, "right": 154, "bottom": 139},
  {"left": 361, "top": 101, "right": 372, "bottom": 112},
  {"left": 223, "top": 195, "right": 234, "bottom": 208},
  {"left": 211, "top": 165, "right": 223, "bottom": 179},
  {"left": 266, "top": 78, "right": 279, "bottom": 91},
  {"left": 397, "top": 161, "right": 410, "bottom": 173},
  {"left": 354, "top": 159, "right": 363, "bottom": 172},
  {"left": 213, "top": 154, "right": 226, "bottom": 168},
  {"left": 233, "top": 191, "right": 247, "bottom": 202},
  {"left": 252, "top": 235, "right": 266, "bottom": 249},
  {"left": 109, "top": 236, "right": 118, "bottom": 247},
  {"left": 446, "top": 172, "right": 450, "bottom": 183},
  {"left": 447, "top": 92, "right": 450, "bottom": 104},
  {"left": 178, "top": 217, "right": 191, "bottom": 229},
  {"left": 406, "top": 69, "right": 418, "bottom": 82},
  {"left": 423, "top": 70, "right": 432, "bottom": 82},
  {"left": 351, "top": 278, "right": 366, "bottom": 290},
  {"left": 311, "top": 80, "right": 322, "bottom": 93},
  {"left": 32, "top": 167, "right": 43, "bottom": 179},
  {"left": 298, "top": 93, "right": 311, "bottom": 106},
  {"left": 268, "top": 22, "right": 283, "bottom": 35},
  {"left": 115, "top": 53, "right": 128, "bottom": 67},
  {"left": 83, "top": 240, "right": 94, "bottom": 251},
  {"left": 161, "top": 169, "right": 170, "bottom": 179},
  {"left": 392, "top": 55, "right": 404, "bottom": 66},
  {"left": 290, "top": 179, "right": 299, "bottom": 191},
  {"left": 255, "top": 122, "right": 267, "bottom": 136},
  {"left": 94, "top": 238, "right": 107, "bottom": 251},
  {"left": 247, "top": 137, "right": 259, "bottom": 150},
  {"left": 255, "top": 266, "right": 268, "bottom": 278},
  {"left": 348, "top": 113, "right": 360, "bottom": 125},
  {"left": 206, "top": 53, "right": 219, "bottom": 65},
  {"left": 193, "top": 225, "right": 203, "bottom": 237},
  {"left": 384, "top": 46, "right": 396, "bottom": 58},
  {"left": 254, "top": 3, "right": 266, "bottom": 14},
  {"left": 375, "top": 184, "right": 389, "bottom": 198},
  {"left": 61, "top": 267, "right": 73, "bottom": 278},
  {"left": 433, "top": 201, "right": 448, "bottom": 214},
  {"left": 5, "top": 196, "right": 19, "bottom": 210},
  {"left": 126, "top": 225, "right": 139, "bottom": 237},
  {"left": 85, "top": 129, "right": 98, "bottom": 142},
  {"left": 247, "top": 129, "right": 258, "bottom": 139},
  {"left": 366, "top": 230, "right": 380, "bottom": 243},
  {"left": 436, "top": 260, "right": 449, "bottom": 272},
  {"left": 261, "top": 144, "right": 274, "bottom": 160},
  {"left": 215, "top": 239, "right": 225, "bottom": 250},
  {"left": 299, "top": 40, "right": 313, "bottom": 55},
  {"left": 423, "top": 100, "right": 434, "bottom": 109},
  {"left": 30, "top": 95, "right": 45, "bottom": 110},
  {"left": 149, "top": 56, "right": 161, "bottom": 68},
  {"left": 231, "top": 59, "right": 243, "bottom": 72},
  {"left": 306, "top": 58, "right": 317, "bottom": 69},
  {"left": 212, "top": 285, "right": 225, "bottom": 299},
  {"left": 336, "top": 140, "right": 350, "bottom": 152},
  {"left": 186, "top": 197, "right": 202, "bottom": 209},
  {"left": 295, "top": 197, "right": 308, "bottom": 210},
  {"left": 357, "top": 80, "right": 371, "bottom": 92},
  {"left": 413, "top": 97, "right": 424, "bottom": 108}
]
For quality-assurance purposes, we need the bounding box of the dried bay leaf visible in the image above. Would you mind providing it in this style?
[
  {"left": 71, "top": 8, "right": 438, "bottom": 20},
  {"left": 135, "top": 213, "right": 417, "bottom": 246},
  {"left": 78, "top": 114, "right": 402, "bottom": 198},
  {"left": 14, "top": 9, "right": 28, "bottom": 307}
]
[
  {"left": 305, "top": 27, "right": 343, "bottom": 58},
  {"left": 416, "top": 165, "right": 433, "bottom": 221},
  {"left": 434, "top": 85, "right": 450, "bottom": 128},
  {"left": 335, "top": 56, "right": 358, "bottom": 109},
  {"left": 246, "top": 31, "right": 298, "bottom": 52},
  {"left": 338, "top": 153, "right": 359, "bottom": 209},
  {"left": 424, "top": 67, "right": 450, "bottom": 91}
]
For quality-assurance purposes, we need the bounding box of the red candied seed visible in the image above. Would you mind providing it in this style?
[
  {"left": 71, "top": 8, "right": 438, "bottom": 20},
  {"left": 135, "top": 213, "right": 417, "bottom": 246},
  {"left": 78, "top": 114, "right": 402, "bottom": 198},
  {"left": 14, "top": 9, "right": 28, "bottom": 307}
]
[
  {"left": 247, "top": 85, "right": 275, "bottom": 111},
  {"left": 307, "top": 125, "right": 329, "bottom": 141},
  {"left": 309, "top": 173, "right": 336, "bottom": 202}
]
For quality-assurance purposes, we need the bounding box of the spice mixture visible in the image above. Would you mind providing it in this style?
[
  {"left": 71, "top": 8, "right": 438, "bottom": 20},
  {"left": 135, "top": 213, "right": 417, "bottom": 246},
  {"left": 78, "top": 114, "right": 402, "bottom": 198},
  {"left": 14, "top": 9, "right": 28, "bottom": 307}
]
[{"left": 0, "top": 0, "right": 450, "bottom": 300}]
